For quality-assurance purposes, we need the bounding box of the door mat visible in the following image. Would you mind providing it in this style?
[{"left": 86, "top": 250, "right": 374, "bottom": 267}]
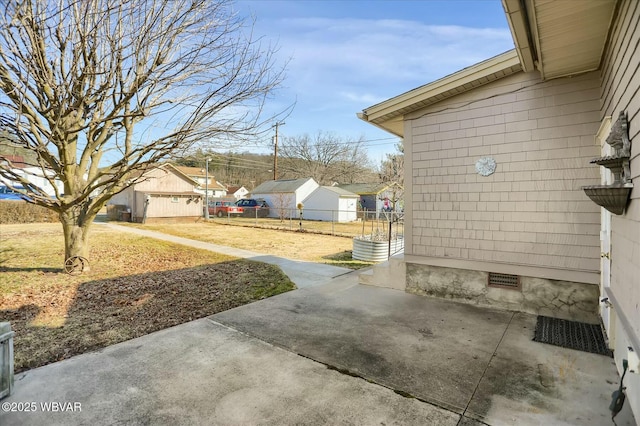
[{"left": 533, "top": 316, "right": 612, "bottom": 357}]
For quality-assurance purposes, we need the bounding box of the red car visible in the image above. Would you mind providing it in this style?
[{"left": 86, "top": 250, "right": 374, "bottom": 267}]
[{"left": 209, "top": 200, "right": 243, "bottom": 217}]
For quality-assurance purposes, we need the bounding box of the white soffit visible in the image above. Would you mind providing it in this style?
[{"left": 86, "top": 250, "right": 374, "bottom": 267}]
[{"left": 505, "top": 0, "right": 617, "bottom": 80}]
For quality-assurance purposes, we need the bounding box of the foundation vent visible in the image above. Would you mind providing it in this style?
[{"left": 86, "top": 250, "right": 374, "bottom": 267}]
[{"left": 488, "top": 272, "right": 520, "bottom": 289}]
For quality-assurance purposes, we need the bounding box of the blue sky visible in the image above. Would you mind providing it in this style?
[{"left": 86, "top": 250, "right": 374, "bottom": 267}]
[{"left": 234, "top": 0, "right": 515, "bottom": 162}]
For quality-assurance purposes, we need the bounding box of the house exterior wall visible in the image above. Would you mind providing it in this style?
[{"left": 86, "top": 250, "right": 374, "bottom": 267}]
[
  {"left": 194, "top": 187, "right": 226, "bottom": 198},
  {"left": 7, "top": 167, "right": 64, "bottom": 196},
  {"left": 255, "top": 193, "right": 295, "bottom": 219},
  {"left": 296, "top": 179, "right": 321, "bottom": 203},
  {"left": 107, "top": 166, "right": 200, "bottom": 221},
  {"left": 405, "top": 70, "right": 602, "bottom": 283},
  {"left": 253, "top": 179, "right": 320, "bottom": 219},
  {"left": 599, "top": 0, "right": 640, "bottom": 417},
  {"left": 359, "top": 194, "right": 377, "bottom": 212},
  {"left": 337, "top": 197, "right": 358, "bottom": 222},
  {"left": 403, "top": 69, "right": 604, "bottom": 320},
  {"left": 109, "top": 187, "right": 134, "bottom": 211},
  {"left": 232, "top": 187, "right": 249, "bottom": 200},
  {"left": 407, "top": 264, "right": 599, "bottom": 323},
  {"left": 302, "top": 187, "right": 336, "bottom": 221},
  {"left": 134, "top": 192, "right": 201, "bottom": 221},
  {"left": 134, "top": 168, "right": 196, "bottom": 193},
  {"left": 302, "top": 187, "right": 358, "bottom": 222}
]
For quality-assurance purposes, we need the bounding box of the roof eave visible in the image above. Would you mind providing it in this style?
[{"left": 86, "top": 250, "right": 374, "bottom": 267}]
[
  {"left": 357, "top": 112, "right": 404, "bottom": 138},
  {"left": 358, "top": 50, "right": 522, "bottom": 137},
  {"left": 502, "top": 0, "right": 537, "bottom": 72}
]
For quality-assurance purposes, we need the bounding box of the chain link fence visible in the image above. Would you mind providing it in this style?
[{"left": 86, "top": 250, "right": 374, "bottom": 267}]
[{"left": 211, "top": 207, "right": 404, "bottom": 242}]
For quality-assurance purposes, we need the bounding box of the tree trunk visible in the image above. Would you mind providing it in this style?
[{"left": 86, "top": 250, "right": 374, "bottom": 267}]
[{"left": 59, "top": 207, "right": 94, "bottom": 272}]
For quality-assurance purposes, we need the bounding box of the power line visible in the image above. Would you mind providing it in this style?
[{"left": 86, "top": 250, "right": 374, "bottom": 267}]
[
  {"left": 209, "top": 153, "right": 272, "bottom": 166},
  {"left": 206, "top": 160, "right": 272, "bottom": 171},
  {"left": 221, "top": 136, "right": 402, "bottom": 149}
]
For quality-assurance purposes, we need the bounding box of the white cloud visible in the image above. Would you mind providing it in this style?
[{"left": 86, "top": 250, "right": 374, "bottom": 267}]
[
  {"left": 248, "top": 13, "right": 514, "bottom": 156},
  {"left": 270, "top": 17, "right": 513, "bottom": 99},
  {"left": 339, "top": 91, "right": 386, "bottom": 105}
]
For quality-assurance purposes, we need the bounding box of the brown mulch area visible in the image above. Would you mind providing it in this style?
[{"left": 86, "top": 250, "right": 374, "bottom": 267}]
[{"left": 3, "top": 260, "right": 294, "bottom": 373}]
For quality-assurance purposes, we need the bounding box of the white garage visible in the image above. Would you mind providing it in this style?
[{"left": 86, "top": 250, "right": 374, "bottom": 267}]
[
  {"left": 251, "top": 178, "right": 319, "bottom": 219},
  {"left": 302, "top": 186, "right": 358, "bottom": 222}
]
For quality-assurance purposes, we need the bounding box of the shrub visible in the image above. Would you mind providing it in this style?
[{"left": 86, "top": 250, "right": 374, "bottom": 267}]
[{"left": 0, "top": 200, "right": 58, "bottom": 224}]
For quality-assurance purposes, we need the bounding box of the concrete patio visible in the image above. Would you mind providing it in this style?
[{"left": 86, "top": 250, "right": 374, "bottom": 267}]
[
  {"left": 1, "top": 268, "right": 635, "bottom": 425},
  {"left": 1, "top": 224, "right": 636, "bottom": 425}
]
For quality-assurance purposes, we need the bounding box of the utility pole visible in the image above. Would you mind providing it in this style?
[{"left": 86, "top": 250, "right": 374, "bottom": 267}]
[{"left": 273, "top": 121, "right": 284, "bottom": 180}]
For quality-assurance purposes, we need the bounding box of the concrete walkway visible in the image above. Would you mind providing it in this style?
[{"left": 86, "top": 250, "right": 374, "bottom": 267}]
[
  {"left": 2, "top": 226, "right": 636, "bottom": 425},
  {"left": 98, "top": 223, "right": 352, "bottom": 289}
]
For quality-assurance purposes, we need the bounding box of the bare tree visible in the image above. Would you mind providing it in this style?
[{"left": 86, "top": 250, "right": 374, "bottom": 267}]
[
  {"left": 378, "top": 141, "right": 404, "bottom": 210},
  {"left": 271, "top": 192, "right": 293, "bottom": 222},
  {"left": 0, "top": 0, "right": 283, "bottom": 270},
  {"left": 278, "top": 132, "right": 372, "bottom": 185}
]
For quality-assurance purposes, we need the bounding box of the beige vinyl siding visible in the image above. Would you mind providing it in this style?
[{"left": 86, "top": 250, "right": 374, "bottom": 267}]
[
  {"left": 600, "top": 0, "right": 640, "bottom": 339},
  {"left": 405, "top": 70, "right": 602, "bottom": 278},
  {"left": 135, "top": 192, "right": 201, "bottom": 219},
  {"left": 133, "top": 168, "right": 196, "bottom": 193}
]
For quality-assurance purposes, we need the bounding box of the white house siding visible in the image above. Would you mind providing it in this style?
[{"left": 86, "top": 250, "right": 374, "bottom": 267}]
[
  {"left": 252, "top": 179, "right": 319, "bottom": 219},
  {"left": 337, "top": 197, "right": 358, "bottom": 222},
  {"left": 302, "top": 187, "right": 358, "bottom": 222},
  {"left": 599, "top": 0, "right": 640, "bottom": 418},
  {"left": 404, "top": 70, "right": 603, "bottom": 321},
  {"left": 254, "top": 192, "right": 295, "bottom": 219},
  {"left": 231, "top": 187, "right": 249, "bottom": 200},
  {"left": 5, "top": 167, "right": 64, "bottom": 196}
]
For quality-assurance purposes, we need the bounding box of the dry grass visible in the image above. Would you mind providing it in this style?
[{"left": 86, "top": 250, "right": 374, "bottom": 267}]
[
  {"left": 0, "top": 223, "right": 295, "bottom": 372},
  {"left": 124, "top": 221, "right": 376, "bottom": 269},
  {"left": 212, "top": 215, "right": 399, "bottom": 238}
]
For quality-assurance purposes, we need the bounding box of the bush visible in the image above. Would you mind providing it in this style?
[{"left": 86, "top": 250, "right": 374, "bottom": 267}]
[{"left": 0, "top": 200, "right": 58, "bottom": 224}]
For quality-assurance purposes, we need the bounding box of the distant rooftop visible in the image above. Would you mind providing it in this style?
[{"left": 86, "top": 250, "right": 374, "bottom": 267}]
[
  {"left": 337, "top": 182, "right": 399, "bottom": 195},
  {"left": 252, "top": 178, "right": 316, "bottom": 194}
]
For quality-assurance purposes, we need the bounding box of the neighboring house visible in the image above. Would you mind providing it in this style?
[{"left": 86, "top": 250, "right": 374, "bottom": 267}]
[
  {"left": 1, "top": 155, "right": 64, "bottom": 196},
  {"left": 359, "top": 0, "right": 639, "bottom": 418},
  {"left": 251, "top": 178, "right": 320, "bottom": 219},
  {"left": 108, "top": 164, "right": 202, "bottom": 223},
  {"left": 337, "top": 182, "right": 403, "bottom": 214},
  {"left": 173, "top": 165, "right": 227, "bottom": 198},
  {"left": 226, "top": 185, "right": 249, "bottom": 200},
  {"left": 1, "top": 154, "right": 27, "bottom": 168},
  {"left": 302, "top": 186, "right": 359, "bottom": 222}
]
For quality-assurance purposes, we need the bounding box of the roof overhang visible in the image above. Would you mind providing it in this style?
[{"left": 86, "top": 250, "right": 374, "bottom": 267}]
[
  {"left": 503, "top": 0, "right": 618, "bottom": 80},
  {"left": 358, "top": 0, "right": 618, "bottom": 138},
  {"left": 358, "top": 50, "right": 522, "bottom": 137}
]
